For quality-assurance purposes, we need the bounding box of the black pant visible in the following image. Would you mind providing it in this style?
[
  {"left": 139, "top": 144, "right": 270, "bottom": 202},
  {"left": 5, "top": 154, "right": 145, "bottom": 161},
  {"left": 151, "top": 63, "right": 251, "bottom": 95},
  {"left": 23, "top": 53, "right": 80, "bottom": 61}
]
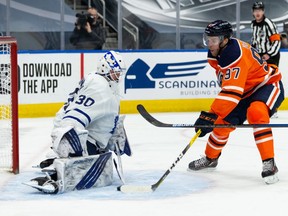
[
  {"left": 86, "top": 141, "right": 107, "bottom": 155},
  {"left": 260, "top": 52, "right": 280, "bottom": 66}
]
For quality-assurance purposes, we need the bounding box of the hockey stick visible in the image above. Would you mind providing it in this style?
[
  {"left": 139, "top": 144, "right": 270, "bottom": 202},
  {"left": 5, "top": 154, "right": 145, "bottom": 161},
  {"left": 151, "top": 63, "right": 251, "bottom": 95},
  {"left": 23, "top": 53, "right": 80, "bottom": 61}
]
[
  {"left": 137, "top": 104, "right": 288, "bottom": 128},
  {"left": 117, "top": 129, "right": 201, "bottom": 193},
  {"left": 113, "top": 143, "right": 126, "bottom": 184},
  {"left": 113, "top": 159, "right": 125, "bottom": 185}
]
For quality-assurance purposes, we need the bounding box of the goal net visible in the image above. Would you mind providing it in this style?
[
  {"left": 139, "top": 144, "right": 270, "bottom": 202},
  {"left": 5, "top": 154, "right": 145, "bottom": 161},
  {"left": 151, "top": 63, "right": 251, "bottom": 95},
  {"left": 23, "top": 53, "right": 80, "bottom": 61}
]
[{"left": 0, "top": 36, "right": 19, "bottom": 174}]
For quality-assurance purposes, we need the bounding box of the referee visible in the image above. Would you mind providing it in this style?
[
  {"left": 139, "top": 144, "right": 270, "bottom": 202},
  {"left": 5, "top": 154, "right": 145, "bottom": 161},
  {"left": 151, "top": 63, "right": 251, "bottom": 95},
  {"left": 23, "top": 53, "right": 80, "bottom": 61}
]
[
  {"left": 251, "top": 1, "right": 282, "bottom": 118},
  {"left": 251, "top": 1, "right": 281, "bottom": 66}
]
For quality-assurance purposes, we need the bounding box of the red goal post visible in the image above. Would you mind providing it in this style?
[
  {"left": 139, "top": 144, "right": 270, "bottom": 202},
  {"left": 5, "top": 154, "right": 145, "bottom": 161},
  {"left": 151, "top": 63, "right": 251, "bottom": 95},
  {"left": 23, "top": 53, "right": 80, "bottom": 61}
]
[{"left": 0, "top": 36, "right": 19, "bottom": 174}]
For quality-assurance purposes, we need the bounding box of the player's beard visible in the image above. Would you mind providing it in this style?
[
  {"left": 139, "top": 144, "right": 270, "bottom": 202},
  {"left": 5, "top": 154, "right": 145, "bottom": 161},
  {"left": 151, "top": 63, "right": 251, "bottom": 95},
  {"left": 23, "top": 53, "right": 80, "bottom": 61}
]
[{"left": 209, "top": 48, "right": 220, "bottom": 57}]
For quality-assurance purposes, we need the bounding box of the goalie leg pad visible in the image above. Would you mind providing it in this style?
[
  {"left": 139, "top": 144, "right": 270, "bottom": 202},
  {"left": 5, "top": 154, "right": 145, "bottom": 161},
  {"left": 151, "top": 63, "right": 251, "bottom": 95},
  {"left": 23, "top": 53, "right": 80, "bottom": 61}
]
[{"left": 53, "top": 152, "right": 113, "bottom": 193}]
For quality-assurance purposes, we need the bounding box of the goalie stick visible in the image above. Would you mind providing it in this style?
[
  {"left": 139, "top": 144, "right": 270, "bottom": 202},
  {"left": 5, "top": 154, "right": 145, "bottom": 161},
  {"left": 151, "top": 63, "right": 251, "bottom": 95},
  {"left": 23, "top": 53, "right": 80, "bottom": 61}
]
[
  {"left": 137, "top": 104, "right": 288, "bottom": 128},
  {"left": 113, "top": 143, "right": 126, "bottom": 184},
  {"left": 117, "top": 130, "right": 201, "bottom": 193},
  {"left": 113, "top": 159, "right": 125, "bottom": 185}
]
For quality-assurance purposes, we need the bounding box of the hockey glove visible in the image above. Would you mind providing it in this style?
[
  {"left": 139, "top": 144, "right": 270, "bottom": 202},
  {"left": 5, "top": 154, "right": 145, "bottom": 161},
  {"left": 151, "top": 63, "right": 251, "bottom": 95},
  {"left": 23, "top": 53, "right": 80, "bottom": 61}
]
[
  {"left": 194, "top": 111, "right": 218, "bottom": 137},
  {"left": 108, "top": 115, "right": 132, "bottom": 156}
]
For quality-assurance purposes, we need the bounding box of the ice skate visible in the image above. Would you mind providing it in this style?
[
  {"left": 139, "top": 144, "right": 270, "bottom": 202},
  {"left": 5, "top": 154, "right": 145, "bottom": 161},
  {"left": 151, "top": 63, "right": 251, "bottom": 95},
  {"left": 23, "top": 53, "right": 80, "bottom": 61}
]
[
  {"left": 23, "top": 174, "right": 59, "bottom": 194},
  {"left": 261, "top": 158, "right": 279, "bottom": 184},
  {"left": 188, "top": 155, "right": 218, "bottom": 171}
]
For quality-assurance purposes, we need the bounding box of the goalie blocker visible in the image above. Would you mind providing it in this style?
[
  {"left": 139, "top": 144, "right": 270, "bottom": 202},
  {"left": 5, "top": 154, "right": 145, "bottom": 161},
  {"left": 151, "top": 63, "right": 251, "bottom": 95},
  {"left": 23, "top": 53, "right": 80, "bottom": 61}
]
[{"left": 24, "top": 152, "right": 113, "bottom": 194}]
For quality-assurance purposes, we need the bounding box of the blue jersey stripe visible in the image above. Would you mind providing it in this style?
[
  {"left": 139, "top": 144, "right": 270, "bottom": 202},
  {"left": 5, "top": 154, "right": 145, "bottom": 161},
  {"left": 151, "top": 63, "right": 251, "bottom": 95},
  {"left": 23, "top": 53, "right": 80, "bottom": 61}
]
[
  {"left": 63, "top": 108, "right": 91, "bottom": 127},
  {"left": 74, "top": 108, "right": 92, "bottom": 123}
]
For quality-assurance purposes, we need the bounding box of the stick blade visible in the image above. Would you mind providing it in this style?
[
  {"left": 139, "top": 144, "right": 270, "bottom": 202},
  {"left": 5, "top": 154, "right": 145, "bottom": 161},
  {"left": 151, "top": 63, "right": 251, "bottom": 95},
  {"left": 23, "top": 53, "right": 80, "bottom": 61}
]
[
  {"left": 117, "top": 185, "right": 153, "bottom": 193},
  {"left": 136, "top": 104, "right": 162, "bottom": 127}
]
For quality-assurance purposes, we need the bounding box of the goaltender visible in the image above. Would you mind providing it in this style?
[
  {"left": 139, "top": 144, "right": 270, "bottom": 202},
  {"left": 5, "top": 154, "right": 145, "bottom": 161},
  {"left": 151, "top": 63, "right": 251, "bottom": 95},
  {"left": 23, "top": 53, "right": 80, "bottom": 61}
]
[{"left": 24, "top": 51, "right": 131, "bottom": 194}]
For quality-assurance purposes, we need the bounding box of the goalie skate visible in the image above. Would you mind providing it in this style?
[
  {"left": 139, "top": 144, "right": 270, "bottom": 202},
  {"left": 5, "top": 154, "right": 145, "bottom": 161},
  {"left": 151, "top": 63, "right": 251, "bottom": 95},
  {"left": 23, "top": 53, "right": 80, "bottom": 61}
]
[
  {"left": 41, "top": 168, "right": 57, "bottom": 175},
  {"left": 23, "top": 176, "right": 59, "bottom": 194},
  {"left": 23, "top": 181, "right": 58, "bottom": 194},
  {"left": 32, "top": 158, "right": 56, "bottom": 169}
]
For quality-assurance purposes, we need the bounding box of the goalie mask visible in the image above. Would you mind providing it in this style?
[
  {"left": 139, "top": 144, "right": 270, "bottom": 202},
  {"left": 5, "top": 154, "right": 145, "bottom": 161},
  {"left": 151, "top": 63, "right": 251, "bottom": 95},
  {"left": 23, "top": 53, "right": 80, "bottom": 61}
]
[
  {"left": 96, "top": 51, "right": 127, "bottom": 82},
  {"left": 203, "top": 20, "right": 233, "bottom": 46}
]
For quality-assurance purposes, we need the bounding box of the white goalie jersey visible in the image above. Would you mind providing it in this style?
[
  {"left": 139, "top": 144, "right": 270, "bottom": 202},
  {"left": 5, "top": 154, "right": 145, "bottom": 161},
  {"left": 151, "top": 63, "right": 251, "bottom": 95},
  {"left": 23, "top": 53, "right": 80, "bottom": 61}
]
[
  {"left": 24, "top": 51, "right": 129, "bottom": 194},
  {"left": 53, "top": 72, "right": 121, "bottom": 150}
]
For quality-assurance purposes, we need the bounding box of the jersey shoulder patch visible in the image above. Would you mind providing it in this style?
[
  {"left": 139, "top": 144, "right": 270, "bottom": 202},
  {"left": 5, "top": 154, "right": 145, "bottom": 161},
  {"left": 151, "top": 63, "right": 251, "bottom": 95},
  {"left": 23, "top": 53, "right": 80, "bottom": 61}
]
[{"left": 218, "top": 39, "right": 241, "bottom": 68}]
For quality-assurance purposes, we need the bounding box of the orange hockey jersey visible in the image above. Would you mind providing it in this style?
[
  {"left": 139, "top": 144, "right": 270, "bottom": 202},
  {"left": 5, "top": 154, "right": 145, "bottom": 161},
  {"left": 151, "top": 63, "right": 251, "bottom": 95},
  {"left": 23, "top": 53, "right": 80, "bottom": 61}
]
[{"left": 207, "top": 38, "right": 281, "bottom": 119}]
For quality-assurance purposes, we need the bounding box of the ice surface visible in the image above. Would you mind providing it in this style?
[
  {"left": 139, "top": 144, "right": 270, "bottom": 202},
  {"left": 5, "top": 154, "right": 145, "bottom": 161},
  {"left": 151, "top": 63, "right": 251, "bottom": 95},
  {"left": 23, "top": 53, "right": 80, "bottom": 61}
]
[{"left": 1, "top": 111, "right": 288, "bottom": 216}]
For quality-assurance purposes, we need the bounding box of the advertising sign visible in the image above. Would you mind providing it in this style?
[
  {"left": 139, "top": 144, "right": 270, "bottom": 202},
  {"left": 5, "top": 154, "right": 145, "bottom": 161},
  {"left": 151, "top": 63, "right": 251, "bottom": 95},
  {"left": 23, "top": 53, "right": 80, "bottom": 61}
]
[
  {"left": 18, "top": 53, "right": 81, "bottom": 104},
  {"left": 16, "top": 50, "right": 288, "bottom": 117}
]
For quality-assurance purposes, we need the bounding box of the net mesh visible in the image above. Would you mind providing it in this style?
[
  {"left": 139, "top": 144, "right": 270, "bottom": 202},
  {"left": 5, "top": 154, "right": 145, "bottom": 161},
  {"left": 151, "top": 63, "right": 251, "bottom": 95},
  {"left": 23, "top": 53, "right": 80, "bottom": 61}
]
[{"left": 0, "top": 43, "right": 13, "bottom": 170}]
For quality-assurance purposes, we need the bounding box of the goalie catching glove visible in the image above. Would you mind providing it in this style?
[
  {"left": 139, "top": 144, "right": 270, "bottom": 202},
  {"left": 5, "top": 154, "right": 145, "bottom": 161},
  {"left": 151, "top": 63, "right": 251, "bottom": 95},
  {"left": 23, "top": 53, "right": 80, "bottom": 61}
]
[{"left": 194, "top": 111, "right": 218, "bottom": 137}]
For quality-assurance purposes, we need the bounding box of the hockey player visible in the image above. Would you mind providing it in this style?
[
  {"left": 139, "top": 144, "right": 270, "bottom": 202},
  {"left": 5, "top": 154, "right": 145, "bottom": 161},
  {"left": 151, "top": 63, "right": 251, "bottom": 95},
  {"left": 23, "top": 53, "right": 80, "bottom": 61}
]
[
  {"left": 188, "top": 20, "right": 284, "bottom": 184},
  {"left": 24, "top": 50, "right": 131, "bottom": 194}
]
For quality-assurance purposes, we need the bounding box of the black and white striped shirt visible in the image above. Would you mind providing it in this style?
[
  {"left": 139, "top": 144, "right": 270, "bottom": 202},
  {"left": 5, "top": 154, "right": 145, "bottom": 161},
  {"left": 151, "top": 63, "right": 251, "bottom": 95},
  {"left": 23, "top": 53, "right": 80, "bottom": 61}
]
[{"left": 251, "top": 16, "right": 281, "bottom": 57}]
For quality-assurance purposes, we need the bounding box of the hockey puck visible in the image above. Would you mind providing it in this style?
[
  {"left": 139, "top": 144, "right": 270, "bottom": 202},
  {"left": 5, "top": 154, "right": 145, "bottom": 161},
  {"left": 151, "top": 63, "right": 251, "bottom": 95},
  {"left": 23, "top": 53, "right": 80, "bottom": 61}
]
[{"left": 116, "top": 186, "right": 121, "bottom": 191}]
